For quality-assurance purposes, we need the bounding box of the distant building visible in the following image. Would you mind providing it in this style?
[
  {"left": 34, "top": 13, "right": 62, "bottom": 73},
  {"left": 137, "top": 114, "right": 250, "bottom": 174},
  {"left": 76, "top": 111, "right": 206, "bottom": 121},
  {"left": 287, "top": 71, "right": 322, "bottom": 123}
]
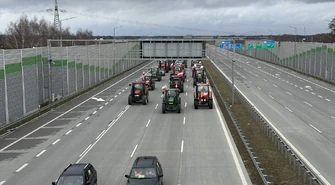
[{"left": 183, "top": 35, "right": 193, "bottom": 39}]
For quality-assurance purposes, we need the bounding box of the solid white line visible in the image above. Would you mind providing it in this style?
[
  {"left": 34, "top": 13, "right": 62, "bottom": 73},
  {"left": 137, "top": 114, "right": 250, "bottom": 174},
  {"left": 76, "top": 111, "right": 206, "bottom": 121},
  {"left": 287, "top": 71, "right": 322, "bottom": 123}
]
[
  {"left": 76, "top": 105, "right": 131, "bottom": 163},
  {"left": 110, "top": 98, "right": 113, "bottom": 101},
  {"left": 92, "top": 111, "right": 97, "bottom": 115},
  {"left": 36, "top": 150, "right": 46, "bottom": 157},
  {"left": 285, "top": 106, "right": 293, "bottom": 112},
  {"left": 130, "top": 144, "right": 138, "bottom": 158},
  {"left": 309, "top": 124, "right": 322, "bottom": 133},
  {"left": 85, "top": 117, "right": 90, "bottom": 120},
  {"left": 79, "top": 144, "right": 92, "bottom": 157},
  {"left": 76, "top": 123, "right": 82, "bottom": 127},
  {"left": 146, "top": 120, "right": 151, "bottom": 127},
  {"left": 209, "top": 57, "right": 331, "bottom": 185},
  {"left": 326, "top": 99, "right": 330, "bottom": 102},
  {"left": 105, "top": 102, "right": 108, "bottom": 105},
  {"left": 0, "top": 61, "right": 154, "bottom": 153},
  {"left": 286, "top": 91, "right": 292, "bottom": 95},
  {"left": 180, "top": 140, "right": 184, "bottom": 153},
  {"left": 273, "top": 84, "right": 277, "bottom": 88},
  {"left": 65, "top": 130, "right": 72, "bottom": 135},
  {"left": 268, "top": 95, "right": 274, "bottom": 99},
  {"left": 96, "top": 130, "right": 106, "bottom": 140},
  {"left": 99, "top": 106, "right": 103, "bottom": 109},
  {"left": 185, "top": 92, "right": 188, "bottom": 96},
  {"left": 185, "top": 102, "right": 187, "bottom": 108},
  {"left": 155, "top": 104, "right": 158, "bottom": 109},
  {"left": 0, "top": 181, "right": 5, "bottom": 185},
  {"left": 117, "top": 111, "right": 124, "bottom": 118},
  {"left": 15, "top": 163, "right": 28, "bottom": 172},
  {"left": 183, "top": 117, "right": 186, "bottom": 124},
  {"left": 52, "top": 139, "right": 60, "bottom": 145},
  {"left": 304, "top": 101, "right": 313, "bottom": 107}
]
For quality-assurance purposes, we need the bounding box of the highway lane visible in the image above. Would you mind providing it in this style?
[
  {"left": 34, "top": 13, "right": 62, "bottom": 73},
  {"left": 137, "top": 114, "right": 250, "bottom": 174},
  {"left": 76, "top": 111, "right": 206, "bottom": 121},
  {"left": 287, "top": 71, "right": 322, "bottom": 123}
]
[
  {"left": 0, "top": 61, "right": 155, "bottom": 184},
  {"left": 208, "top": 46, "right": 335, "bottom": 183},
  {"left": 77, "top": 65, "right": 252, "bottom": 185}
]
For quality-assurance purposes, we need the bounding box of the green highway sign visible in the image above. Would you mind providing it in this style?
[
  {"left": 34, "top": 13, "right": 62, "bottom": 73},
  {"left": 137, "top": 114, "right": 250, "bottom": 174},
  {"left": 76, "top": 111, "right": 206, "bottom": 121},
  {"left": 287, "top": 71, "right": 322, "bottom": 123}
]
[
  {"left": 247, "top": 44, "right": 254, "bottom": 49},
  {"left": 249, "top": 43, "right": 275, "bottom": 49}
]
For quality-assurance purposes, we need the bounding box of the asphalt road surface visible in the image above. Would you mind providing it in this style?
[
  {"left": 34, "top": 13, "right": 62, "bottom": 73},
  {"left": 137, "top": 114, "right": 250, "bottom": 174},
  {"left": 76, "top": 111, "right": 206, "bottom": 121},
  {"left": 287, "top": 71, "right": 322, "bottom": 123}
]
[
  {"left": 0, "top": 59, "right": 252, "bottom": 185},
  {"left": 208, "top": 45, "right": 335, "bottom": 184}
]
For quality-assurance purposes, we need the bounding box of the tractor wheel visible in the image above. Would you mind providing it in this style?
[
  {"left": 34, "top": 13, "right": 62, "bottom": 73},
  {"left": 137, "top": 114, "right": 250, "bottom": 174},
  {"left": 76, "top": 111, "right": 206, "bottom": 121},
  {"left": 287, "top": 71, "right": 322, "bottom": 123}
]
[
  {"left": 181, "top": 86, "right": 184, "bottom": 93},
  {"left": 162, "top": 103, "right": 166, "bottom": 114},
  {"left": 208, "top": 99, "right": 213, "bottom": 109},
  {"left": 159, "top": 77, "right": 162, "bottom": 81},
  {"left": 143, "top": 95, "right": 147, "bottom": 105},
  {"left": 194, "top": 99, "right": 198, "bottom": 109},
  {"left": 177, "top": 104, "right": 181, "bottom": 113},
  {"left": 128, "top": 96, "right": 132, "bottom": 105}
]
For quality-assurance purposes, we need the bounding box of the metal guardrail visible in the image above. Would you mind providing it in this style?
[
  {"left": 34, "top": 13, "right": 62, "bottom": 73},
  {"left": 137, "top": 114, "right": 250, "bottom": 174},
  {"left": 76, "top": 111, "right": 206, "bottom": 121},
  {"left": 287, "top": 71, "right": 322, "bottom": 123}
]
[
  {"left": 206, "top": 48, "right": 330, "bottom": 185},
  {"left": 205, "top": 62, "right": 272, "bottom": 185}
]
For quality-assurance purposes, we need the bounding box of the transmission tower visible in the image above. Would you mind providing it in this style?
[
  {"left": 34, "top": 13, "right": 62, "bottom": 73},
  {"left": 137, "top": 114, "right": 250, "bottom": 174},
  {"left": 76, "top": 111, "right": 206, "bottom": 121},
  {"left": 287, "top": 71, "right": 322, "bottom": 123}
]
[{"left": 54, "top": 0, "right": 60, "bottom": 31}]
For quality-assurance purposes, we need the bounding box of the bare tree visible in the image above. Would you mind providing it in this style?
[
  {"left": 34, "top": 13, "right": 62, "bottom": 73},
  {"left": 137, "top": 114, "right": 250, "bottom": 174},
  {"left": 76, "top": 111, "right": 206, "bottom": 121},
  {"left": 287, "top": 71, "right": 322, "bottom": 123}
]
[{"left": 329, "top": 16, "right": 335, "bottom": 34}]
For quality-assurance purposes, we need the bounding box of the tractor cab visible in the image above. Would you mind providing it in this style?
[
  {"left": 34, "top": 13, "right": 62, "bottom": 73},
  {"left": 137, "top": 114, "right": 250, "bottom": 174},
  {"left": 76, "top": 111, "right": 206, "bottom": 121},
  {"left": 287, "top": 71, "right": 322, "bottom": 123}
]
[
  {"left": 128, "top": 82, "right": 149, "bottom": 105},
  {"left": 162, "top": 89, "right": 181, "bottom": 113},
  {"left": 158, "top": 60, "right": 169, "bottom": 74},
  {"left": 193, "top": 83, "right": 213, "bottom": 109},
  {"left": 143, "top": 74, "right": 156, "bottom": 90},
  {"left": 169, "top": 75, "right": 184, "bottom": 93},
  {"left": 193, "top": 69, "right": 206, "bottom": 87},
  {"left": 148, "top": 67, "right": 162, "bottom": 81}
]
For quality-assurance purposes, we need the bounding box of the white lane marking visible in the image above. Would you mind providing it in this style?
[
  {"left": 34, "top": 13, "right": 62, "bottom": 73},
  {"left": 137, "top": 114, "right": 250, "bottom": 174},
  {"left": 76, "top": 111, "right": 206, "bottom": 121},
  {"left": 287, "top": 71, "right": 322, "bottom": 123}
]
[
  {"left": 146, "top": 120, "right": 151, "bottom": 127},
  {"left": 15, "top": 163, "right": 28, "bottom": 172},
  {"left": 119, "top": 92, "right": 121, "bottom": 95},
  {"left": 285, "top": 106, "right": 293, "bottom": 112},
  {"left": 249, "top": 81, "right": 252, "bottom": 83},
  {"left": 0, "top": 181, "right": 5, "bottom": 185},
  {"left": 326, "top": 99, "right": 330, "bottom": 102},
  {"left": 0, "top": 61, "right": 154, "bottom": 153},
  {"left": 290, "top": 83, "right": 293, "bottom": 85},
  {"left": 331, "top": 116, "right": 335, "bottom": 119},
  {"left": 210, "top": 57, "right": 333, "bottom": 184},
  {"left": 126, "top": 87, "right": 128, "bottom": 89},
  {"left": 117, "top": 111, "right": 124, "bottom": 118},
  {"left": 305, "top": 89, "right": 309, "bottom": 92},
  {"left": 180, "top": 140, "right": 184, "bottom": 153},
  {"left": 122, "top": 89, "right": 125, "bottom": 92},
  {"left": 268, "top": 95, "right": 274, "bottom": 100},
  {"left": 186, "top": 85, "right": 188, "bottom": 88},
  {"left": 85, "top": 117, "right": 90, "bottom": 120},
  {"left": 318, "top": 95, "right": 323, "bottom": 98},
  {"left": 92, "top": 111, "right": 97, "bottom": 115},
  {"left": 65, "top": 130, "right": 72, "bottom": 135},
  {"left": 155, "top": 104, "right": 158, "bottom": 109},
  {"left": 115, "top": 95, "right": 118, "bottom": 98},
  {"left": 273, "top": 84, "right": 278, "bottom": 88},
  {"left": 96, "top": 130, "right": 106, "bottom": 140},
  {"left": 161, "top": 94, "right": 163, "bottom": 97},
  {"left": 105, "top": 102, "right": 109, "bottom": 105},
  {"left": 77, "top": 105, "right": 130, "bottom": 163},
  {"left": 52, "top": 139, "right": 60, "bottom": 145},
  {"left": 309, "top": 124, "right": 322, "bottom": 133},
  {"left": 99, "top": 106, "right": 103, "bottom": 109},
  {"left": 286, "top": 81, "right": 289, "bottom": 83},
  {"left": 295, "top": 85, "right": 298, "bottom": 87},
  {"left": 211, "top": 92, "right": 248, "bottom": 185},
  {"left": 183, "top": 117, "right": 186, "bottom": 124},
  {"left": 76, "top": 123, "right": 82, "bottom": 127},
  {"left": 300, "top": 87, "right": 303, "bottom": 90},
  {"left": 263, "top": 79, "right": 267, "bottom": 82},
  {"left": 36, "top": 150, "right": 46, "bottom": 157},
  {"left": 187, "top": 79, "right": 188, "bottom": 82},
  {"left": 286, "top": 91, "right": 292, "bottom": 95},
  {"left": 311, "top": 92, "right": 315, "bottom": 95},
  {"left": 254, "top": 74, "right": 258, "bottom": 77},
  {"left": 304, "top": 101, "right": 313, "bottom": 107},
  {"left": 130, "top": 144, "right": 138, "bottom": 158},
  {"left": 185, "top": 102, "right": 187, "bottom": 108},
  {"left": 185, "top": 92, "right": 188, "bottom": 96},
  {"left": 79, "top": 144, "right": 93, "bottom": 157},
  {"left": 110, "top": 98, "right": 113, "bottom": 101},
  {"left": 257, "top": 87, "right": 261, "bottom": 90}
]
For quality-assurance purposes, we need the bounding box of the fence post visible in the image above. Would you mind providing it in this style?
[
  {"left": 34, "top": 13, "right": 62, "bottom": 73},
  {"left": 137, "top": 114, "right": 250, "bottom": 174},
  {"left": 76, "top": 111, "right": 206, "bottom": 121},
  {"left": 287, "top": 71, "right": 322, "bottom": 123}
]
[
  {"left": 66, "top": 46, "right": 70, "bottom": 96},
  {"left": 35, "top": 48, "right": 40, "bottom": 109},
  {"left": 21, "top": 49, "right": 26, "bottom": 115},
  {"left": 87, "top": 43, "right": 91, "bottom": 87},
  {"left": 3, "top": 50, "right": 9, "bottom": 124}
]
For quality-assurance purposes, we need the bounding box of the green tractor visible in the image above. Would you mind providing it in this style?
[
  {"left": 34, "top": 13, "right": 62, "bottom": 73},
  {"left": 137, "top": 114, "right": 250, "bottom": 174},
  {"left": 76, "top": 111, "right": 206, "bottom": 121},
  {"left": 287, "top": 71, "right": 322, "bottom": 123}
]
[
  {"left": 162, "top": 89, "right": 181, "bottom": 113},
  {"left": 148, "top": 67, "right": 162, "bottom": 81},
  {"left": 193, "top": 69, "right": 207, "bottom": 87}
]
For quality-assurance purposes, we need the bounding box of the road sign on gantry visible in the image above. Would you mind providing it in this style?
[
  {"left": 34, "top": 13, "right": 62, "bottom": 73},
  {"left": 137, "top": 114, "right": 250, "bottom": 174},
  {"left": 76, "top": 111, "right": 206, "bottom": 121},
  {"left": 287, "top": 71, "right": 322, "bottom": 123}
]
[
  {"left": 220, "top": 40, "right": 231, "bottom": 49},
  {"left": 247, "top": 44, "right": 254, "bottom": 49}
]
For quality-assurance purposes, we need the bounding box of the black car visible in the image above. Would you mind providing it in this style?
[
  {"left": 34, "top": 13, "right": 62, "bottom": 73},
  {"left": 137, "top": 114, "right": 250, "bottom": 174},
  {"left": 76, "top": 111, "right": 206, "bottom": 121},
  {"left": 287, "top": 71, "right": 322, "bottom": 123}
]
[
  {"left": 52, "top": 163, "right": 97, "bottom": 185},
  {"left": 125, "top": 156, "right": 163, "bottom": 185}
]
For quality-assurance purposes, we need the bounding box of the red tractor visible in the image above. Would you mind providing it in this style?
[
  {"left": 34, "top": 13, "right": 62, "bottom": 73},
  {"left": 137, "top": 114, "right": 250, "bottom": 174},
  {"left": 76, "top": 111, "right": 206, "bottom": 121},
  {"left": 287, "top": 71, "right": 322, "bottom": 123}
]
[
  {"left": 128, "top": 81, "right": 149, "bottom": 105},
  {"left": 171, "top": 65, "right": 186, "bottom": 81},
  {"left": 193, "top": 83, "right": 213, "bottom": 109}
]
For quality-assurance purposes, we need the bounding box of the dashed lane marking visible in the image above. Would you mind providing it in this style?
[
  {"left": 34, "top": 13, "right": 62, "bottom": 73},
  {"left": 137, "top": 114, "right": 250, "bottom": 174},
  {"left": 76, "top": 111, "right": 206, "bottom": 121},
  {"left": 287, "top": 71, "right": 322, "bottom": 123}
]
[
  {"left": 130, "top": 144, "right": 138, "bottom": 158},
  {"left": 304, "top": 101, "right": 313, "bottom": 107},
  {"left": 285, "top": 106, "right": 293, "bottom": 112},
  {"left": 36, "top": 150, "right": 46, "bottom": 157},
  {"left": 15, "top": 163, "right": 28, "bottom": 173},
  {"left": 309, "top": 124, "right": 322, "bottom": 133},
  {"left": 65, "top": 130, "right": 72, "bottom": 135},
  {"left": 76, "top": 123, "right": 82, "bottom": 127},
  {"left": 52, "top": 139, "right": 60, "bottom": 145},
  {"left": 146, "top": 120, "right": 151, "bottom": 127}
]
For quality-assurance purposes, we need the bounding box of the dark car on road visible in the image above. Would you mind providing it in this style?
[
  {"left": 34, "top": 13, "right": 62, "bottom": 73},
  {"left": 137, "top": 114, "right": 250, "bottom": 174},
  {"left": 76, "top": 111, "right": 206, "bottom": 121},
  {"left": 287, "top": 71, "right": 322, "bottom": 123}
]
[
  {"left": 125, "top": 156, "right": 164, "bottom": 185},
  {"left": 52, "top": 163, "right": 97, "bottom": 185}
]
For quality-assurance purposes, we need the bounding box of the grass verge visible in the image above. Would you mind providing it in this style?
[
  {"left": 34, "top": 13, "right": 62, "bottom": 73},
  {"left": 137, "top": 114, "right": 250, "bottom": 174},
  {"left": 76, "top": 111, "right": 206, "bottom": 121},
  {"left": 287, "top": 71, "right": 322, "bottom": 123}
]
[
  {"left": 204, "top": 59, "right": 305, "bottom": 185},
  {"left": 0, "top": 61, "right": 149, "bottom": 136}
]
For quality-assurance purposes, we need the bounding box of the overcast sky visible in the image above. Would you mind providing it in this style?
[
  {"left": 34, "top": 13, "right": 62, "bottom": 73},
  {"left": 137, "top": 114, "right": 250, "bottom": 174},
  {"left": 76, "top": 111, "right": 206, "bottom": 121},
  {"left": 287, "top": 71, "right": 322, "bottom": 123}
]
[{"left": 0, "top": 0, "right": 334, "bottom": 36}]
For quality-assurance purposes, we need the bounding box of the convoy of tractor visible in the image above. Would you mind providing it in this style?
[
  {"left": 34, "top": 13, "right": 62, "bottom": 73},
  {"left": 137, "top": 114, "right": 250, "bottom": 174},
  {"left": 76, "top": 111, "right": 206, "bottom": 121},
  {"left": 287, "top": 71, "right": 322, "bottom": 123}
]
[{"left": 127, "top": 59, "right": 214, "bottom": 113}]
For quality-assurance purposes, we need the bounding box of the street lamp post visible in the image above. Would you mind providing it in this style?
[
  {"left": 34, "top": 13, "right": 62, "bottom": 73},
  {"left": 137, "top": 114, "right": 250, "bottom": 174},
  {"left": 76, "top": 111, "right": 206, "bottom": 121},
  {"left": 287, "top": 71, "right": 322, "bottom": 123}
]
[
  {"left": 289, "top": 26, "right": 298, "bottom": 69},
  {"left": 113, "top": 26, "right": 122, "bottom": 75},
  {"left": 59, "top": 16, "right": 77, "bottom": 98}
]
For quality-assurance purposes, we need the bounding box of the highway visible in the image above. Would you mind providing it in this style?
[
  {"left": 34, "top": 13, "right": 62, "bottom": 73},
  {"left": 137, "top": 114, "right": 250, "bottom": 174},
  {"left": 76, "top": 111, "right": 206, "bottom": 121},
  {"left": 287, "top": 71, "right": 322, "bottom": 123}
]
[
  {"left": 0, "top": 60, "right": 252, "bottom": 185},
  {"left": 208, "top": 45, "right": 335, "bottom": 184}
]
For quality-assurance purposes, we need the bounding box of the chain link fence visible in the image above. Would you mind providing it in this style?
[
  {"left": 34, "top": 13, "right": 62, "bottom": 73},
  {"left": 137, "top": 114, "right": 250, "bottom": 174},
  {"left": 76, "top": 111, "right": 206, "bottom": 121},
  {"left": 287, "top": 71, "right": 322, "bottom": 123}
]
[{"left": 0, "top": 39, "right": 142, "bottom": 127}]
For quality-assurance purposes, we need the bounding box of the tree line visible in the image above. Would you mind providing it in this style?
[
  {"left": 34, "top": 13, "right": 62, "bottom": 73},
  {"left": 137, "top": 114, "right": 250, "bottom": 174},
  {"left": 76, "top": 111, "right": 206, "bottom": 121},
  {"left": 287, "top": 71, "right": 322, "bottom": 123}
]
[{"left": 0, "top": 14, "right": 94, "bottom": 49}]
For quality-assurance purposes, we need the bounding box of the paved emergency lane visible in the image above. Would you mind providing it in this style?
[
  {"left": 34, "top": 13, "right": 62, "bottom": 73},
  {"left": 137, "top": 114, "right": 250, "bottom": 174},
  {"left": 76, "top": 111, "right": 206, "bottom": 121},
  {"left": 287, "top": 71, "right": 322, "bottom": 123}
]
[
  {"left": 78, "top": 63, "right": 252, "bottom": 185},
  {"left": 0, "top": 61, "right": 155, "bottom": 184},
  {"left": 208, "top": 45, "right": 335, "bottom": 184}
]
